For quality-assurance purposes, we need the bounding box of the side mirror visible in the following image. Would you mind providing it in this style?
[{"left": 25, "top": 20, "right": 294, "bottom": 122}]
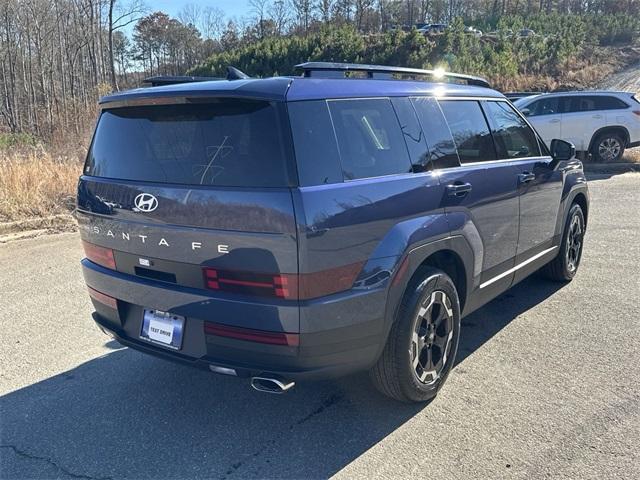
[
  {"left": 521, "top": 108, "right": 531, "bottom": 116},
  {"left": 550, "top": 139, "right": 575, "bottom": 162}
]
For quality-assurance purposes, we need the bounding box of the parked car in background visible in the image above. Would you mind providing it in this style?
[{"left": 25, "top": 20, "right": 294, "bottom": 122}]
[
  {"left": 417, "top": 23, "right": 448, "bottom": 35},
  {"left": 518, "top": 28, "right": 536, "bottom": 37},
  {"left": 427, "top": 23, "right": 448, "bottom": 34},
  {"left": 464, "top": 26, "right": 483, "bottom": 37},
  {"left": 514, "top": 91, "right": 640, "bottom": 162}
]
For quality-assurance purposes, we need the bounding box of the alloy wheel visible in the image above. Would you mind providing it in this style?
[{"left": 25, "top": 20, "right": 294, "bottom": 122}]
[
  {"left": 410, "top": 290, "right": 455, "bottom": 385},
  {"left": 566, "top": 214, "right": 583, "bottom": 273},
  {"left": 598, "top": 137, "right": 621, "bottom": 162}
]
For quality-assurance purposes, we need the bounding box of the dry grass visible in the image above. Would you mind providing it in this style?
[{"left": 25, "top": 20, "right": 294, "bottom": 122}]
[
  {"left": 0, "top": 148, "right": 82, "bottom": 223},
  {"left": 623, "top": 146, "right": 640, "bottom": 163}
]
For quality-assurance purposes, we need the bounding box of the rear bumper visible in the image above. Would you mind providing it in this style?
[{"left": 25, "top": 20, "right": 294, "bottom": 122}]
[{"left": 83, "top": 259, "right": 387, "bottom": 381}]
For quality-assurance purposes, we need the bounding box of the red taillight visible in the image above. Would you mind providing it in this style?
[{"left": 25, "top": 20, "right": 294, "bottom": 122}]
[
  {"left": 87, "top": 286, "right": 118, "bottom": 309},
  {"left": 202, "top": 261, "right": 363, "bottom": 300},
  {"left": 632, "top": 110, "right": 640, "bottom": 117},
  {"left": 82, "top": 241, "right": 116, "bottom": 269},
  {"left": 203, "top": 322, "right": 299, "bottom": 346}
]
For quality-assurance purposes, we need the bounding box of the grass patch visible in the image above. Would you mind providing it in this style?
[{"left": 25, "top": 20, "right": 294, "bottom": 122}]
[
  {"left": 0, "top": 149, "right": 81, "bottom": 222},
  {"left": 0, "top": 133, "right": 39, "bottom": 149}
]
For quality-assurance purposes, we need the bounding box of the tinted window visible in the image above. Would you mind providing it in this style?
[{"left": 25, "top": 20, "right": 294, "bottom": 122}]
[
  {"left": 526, "top": 97, "right": 560, "bottom": 116},
  {"left": 86, "top": 101, "right": 294, "bottom": 187},
  {"left": 594, "top": 96, "right": 628, "bottom": 110},
  {"left": 438, "top": 100, "right": 497, "bottom": 163},
  {"left": 288, "top": 101, "right": 343, "bottom": 186},
  {"left": 390, "top": 97, "right": 430, "bottom": 172},
  {"left": 561, "top": 95, "right": 628, "bottom": 113},
  {"left": 327, "top": 99, "right": 412, "bottom": 180},
  {"left": 411, "top": 96, "right": 460, "bottom": 169},
  {"left": 563, "top": 96, "right": 596, "bottom": 113},
  {"left": 483, "top": 101, "right": 541, "bottom": 158}
]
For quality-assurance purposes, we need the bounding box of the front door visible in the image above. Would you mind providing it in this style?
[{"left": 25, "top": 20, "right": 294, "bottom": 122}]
[{"left": 482, "top": 100, "right": 564, "bottom": 284}]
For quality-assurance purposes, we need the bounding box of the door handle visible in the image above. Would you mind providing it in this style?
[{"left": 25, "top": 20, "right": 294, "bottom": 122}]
[
  {"left": 549, "top": 118, "right": 560, "bottom": 124},
  {"left": 446, "top": 182, "right": 472, "bottom": 197},
  {"left": 592, "top": 114, "right": 603, "bottom": 119},
  {"left": 518, "top": 172, "right": 536, "bottom": 184}
]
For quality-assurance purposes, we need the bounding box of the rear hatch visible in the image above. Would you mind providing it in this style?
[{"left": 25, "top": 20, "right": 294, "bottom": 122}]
[{"left": 77, "top": 98, "right": 299, "bottom": 330}]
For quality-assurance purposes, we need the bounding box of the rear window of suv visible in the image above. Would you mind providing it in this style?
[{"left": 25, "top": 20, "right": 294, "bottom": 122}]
[{"left": 85, "top": 100, "right": 295, "bottom": 187}]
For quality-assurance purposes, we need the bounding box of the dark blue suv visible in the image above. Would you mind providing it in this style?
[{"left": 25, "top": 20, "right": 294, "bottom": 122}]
[{"left": 78, "top": 63, "right": 588, "bottom": 402}]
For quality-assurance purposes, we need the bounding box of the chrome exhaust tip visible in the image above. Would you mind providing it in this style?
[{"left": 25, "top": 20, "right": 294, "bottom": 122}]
[{"left": 250, "top": 375, "right": 295, "bottom": 394}]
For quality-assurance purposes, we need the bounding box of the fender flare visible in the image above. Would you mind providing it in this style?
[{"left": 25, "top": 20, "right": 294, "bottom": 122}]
[{"left": 375, "top": 235, "right": 475, "bottom": 359}]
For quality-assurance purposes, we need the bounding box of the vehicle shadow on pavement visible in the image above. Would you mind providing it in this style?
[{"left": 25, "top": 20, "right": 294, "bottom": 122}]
[{"left": 0, "top": 276, "right": 564, "bottom": 479}]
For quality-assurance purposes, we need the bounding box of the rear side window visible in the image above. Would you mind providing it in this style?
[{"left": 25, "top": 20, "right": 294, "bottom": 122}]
[
  {"left": 390, "top": 97, "right": 430, "bottom": 172},
  {"left": 327, "top": 99, "right": 412, "bottom": 180},
  {"left": 594, "top": 96, "right": 628, "bottom": 110},
  {"left": 483, "top": 101, "right": 541, "bottom": 158},
  {"left": 563, "top": 95, "right": 628, "bottom": 113},
  {"left": 438, "top": 100, "right": 497, "bottom": 163},
  {"left": 410, "top": 96, "right": 460, "bottom": 169},
  {"left": 86, "top": 100, "right": 294, "bottom": 187},
  {"left": 288, "top": 101, "right": 343, "bottom": 186}
]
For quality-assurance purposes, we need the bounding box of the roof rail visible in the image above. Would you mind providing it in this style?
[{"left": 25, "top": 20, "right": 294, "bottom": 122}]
[
  {"left": 143, "top": 75, "right": 223, "bottom": 87},
  {"left": 294, "top": 62, "right": 491, "bottom": 88}
]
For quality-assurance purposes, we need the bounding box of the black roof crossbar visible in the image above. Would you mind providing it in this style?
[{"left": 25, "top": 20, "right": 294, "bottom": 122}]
[{"left": 294, "top": 62, "right": 491, "bottom": 88}]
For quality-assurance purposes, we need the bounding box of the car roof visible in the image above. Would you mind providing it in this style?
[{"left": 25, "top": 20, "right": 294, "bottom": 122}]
[
  {"left": 518, "top": 90, "right": 631, "bottom": 101},
  {"left": 99, "top": 76, "right": 504, "bottom": 106}
]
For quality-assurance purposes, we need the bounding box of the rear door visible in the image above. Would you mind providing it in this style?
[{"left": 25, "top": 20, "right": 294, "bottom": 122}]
[
  {"left": 78, "top": 98, "right": 299, "bottom": 332},
  {"left": 414, "top": 97, "right": 521, "bottom": 297},
  {"left": 560, "top": 95, "right": 603, "bottom": 151}
]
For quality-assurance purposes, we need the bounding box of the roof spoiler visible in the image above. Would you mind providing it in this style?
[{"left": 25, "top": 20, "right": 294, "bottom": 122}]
[
  {"left": 294, "top": 62, "right": 491, "bottom": 88},
  {"left": 143, "top": 67, "right": 250, "bottom": 87}
]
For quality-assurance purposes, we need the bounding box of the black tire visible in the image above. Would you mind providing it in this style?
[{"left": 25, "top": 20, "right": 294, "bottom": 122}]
[
  {"left": 370, "top": 267, "right": 461, "bottom": 403},
  {"left": 542, "top": 203, "right": 585, "bottom": 282},
  {"left": 591, "top": 132, "right": 625, "bottom": 163}
]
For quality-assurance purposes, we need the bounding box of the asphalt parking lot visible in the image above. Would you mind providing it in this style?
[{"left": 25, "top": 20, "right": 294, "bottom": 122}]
[{"left": 1, "top": 172, "right": 639, "bottom": 480}]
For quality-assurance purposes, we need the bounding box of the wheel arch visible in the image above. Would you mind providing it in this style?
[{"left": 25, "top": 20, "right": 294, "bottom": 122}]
[
  {"left": 571, "top": 191, "right": 589, "bottom": 227},
  {"left": 408, "top": 249, "right": 468, "bottom": 314},
  {"left": 588, "top": 125, "right": 630, "bottom": 152}
]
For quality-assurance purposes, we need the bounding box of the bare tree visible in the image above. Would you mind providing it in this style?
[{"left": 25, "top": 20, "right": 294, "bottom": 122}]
[
  {"left": 201, "top": 6, "right": 225, "bottom": 39},
  {"left": 108, "top": 0, "right": 146, "bottom": 89},
  {"left": 269, "top": 0, "right": 291, "bottom": 35}
]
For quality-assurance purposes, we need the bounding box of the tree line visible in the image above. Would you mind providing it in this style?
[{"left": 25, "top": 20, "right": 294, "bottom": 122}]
[{"left": 1, "top": 0, "right": 640, "bottom": 141}]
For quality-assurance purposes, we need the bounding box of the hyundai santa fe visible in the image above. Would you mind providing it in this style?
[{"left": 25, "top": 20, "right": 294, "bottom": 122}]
[{"left": 78, "top": 62, "right": 589, "bottom": 402}]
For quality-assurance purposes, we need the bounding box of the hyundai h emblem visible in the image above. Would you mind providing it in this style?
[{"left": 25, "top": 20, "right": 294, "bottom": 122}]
[{"left": 134, "top": 193, "right": 158, "bottom": 212}]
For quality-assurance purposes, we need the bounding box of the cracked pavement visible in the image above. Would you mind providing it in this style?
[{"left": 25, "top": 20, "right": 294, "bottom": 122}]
[{"left": 1, "top": 173, "right": 639, "bottom": 479}]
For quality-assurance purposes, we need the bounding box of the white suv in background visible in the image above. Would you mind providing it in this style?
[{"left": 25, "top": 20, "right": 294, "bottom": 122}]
[{"left": 514, "top": 91, "right": 640, "bottom": 162}]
